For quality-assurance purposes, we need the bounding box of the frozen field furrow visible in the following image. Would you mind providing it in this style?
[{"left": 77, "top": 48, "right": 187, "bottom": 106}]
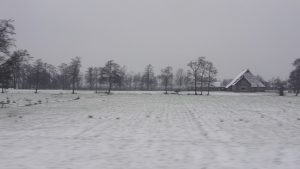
[{"left": 0, "top": 91, "right": 300, "bottom": 169}]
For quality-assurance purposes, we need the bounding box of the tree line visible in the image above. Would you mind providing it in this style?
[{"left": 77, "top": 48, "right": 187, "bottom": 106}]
[
  {"left": 0, "top": 19, "right": 218, "bottom": 95},
  {"left": 1, "top": 19, "right": 299, "bottom": 96}
]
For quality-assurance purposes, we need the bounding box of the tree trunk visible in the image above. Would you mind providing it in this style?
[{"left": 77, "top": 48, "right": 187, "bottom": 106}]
[
  {"left": 72, "top": 77, "right": 75, "bottom": 94},
  {"left": 107, "top": 77, "right": 112, "bottom": 95},
  {"left": 108, "top": 82, "right": 111, "bottom": 95},
  {"left": 13, "top": 79, "right": 16, "bottom": 89},
  {"left": 35, "top": 79, "right": 38, "bottom": 94},
  {"left": 13, "top": 74, "right": 16, "bottom": 89},
  {"left": 279, "top": 86, "right": 284, "bottom": 96},
  {"left": 179, "top": 81, "right": 182, "bottom": 90},
  {"left": 207, "top": 82, "right": 210, "bottom": 96},
  {"left": 194, "top": 74, "right": 197, "bottom": 95},
  {"left": 207, "top": 73, "right": 211, "bottom": 96},
  {"left": 72, "top": 85, "right": 75, "bottom": 94},
  {"left": 1, "top": 87, "right": 4, "bottom": 93},
  {"left": 147, "top": 78, "right": 149, "bottom": 90},
  {"left": 200, "top": 77, "right": 203, "bottom": 95},
  {"left": 165, "top": 83, "right": 168, "bottom": 94},
  {"left": 95, "top": 81, "right": 98, "bottom": 94}
]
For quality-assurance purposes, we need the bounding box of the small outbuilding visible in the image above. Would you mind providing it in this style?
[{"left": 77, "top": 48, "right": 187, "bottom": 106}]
[{"left": 225, "top": 69, "right": 266, "bottom": 92}]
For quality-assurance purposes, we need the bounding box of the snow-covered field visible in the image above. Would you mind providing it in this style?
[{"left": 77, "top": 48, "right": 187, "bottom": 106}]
[{"left": 0, "top": 90, "right": 300, "bottom": 169}]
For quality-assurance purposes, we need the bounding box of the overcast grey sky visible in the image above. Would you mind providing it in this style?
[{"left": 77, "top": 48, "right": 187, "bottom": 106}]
[{"left": 1, "top": 0, "right": 299, "bottom": 79}]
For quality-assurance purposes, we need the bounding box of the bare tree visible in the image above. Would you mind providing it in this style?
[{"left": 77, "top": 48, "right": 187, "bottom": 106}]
[
  {"left": 206, "top": 61, "right": 218, "bottom": 96},
  {"left": 133, "top": 73, "right": 142, "bottom": 90},
  {"left": 187, "top": 58, "right": 201, "bottom": 95},
  {"left": 175, "top": 68, "right": 186, "bottom": 90},
  {"left": 198, "top": 57, "right": 208, "bottom": 95},
  {"left": 289, "top": 58, "right": 300, "bottom": 96},
  {"left": 32, "top": 59, "right": 43, "bottom": 93},
  {"left": 68, "top": 57, "right": 81, "bottom": 94},
  {"left": 159, "top": 66, "right": 173, "bottom": 94},
  {"left": 0, "top": 19, "right": 15, "bottom": 60},
  {"left": 0, "top": 60, "right": 12, "bottom": 93},
  {"left": 271, "top": 77, "right": 286, "bottom": 96},
  {"left": 117, "top": 66, "right": 126, "bottom": 89},
  {"left": 85, "top": 67, "right": 95, "bottom": 90},
  {"left": 58, "top": 63, "right": 70, "bottom": 90},
  {"left": 124, "top": 72, "right": 133, "bottom": 90},
  {"left": 142, "top": 64, "right": 156, "bottom": 90},
  {"left": 94, "top": 67, "right": 103, "bottom": 93},
  {"left": 17, "top": 63, "right": 33, "bottom": 89},
  {"left": 102, "top": 60, "right": 121, "bottom": 94},
  {"left": 0, "top": 19, "right": 15, "bottom": 90},
  {"left": 40, "top": 63, "right": 57, "bottom": 89},
  {"left": 8, "top": 50, "right": 31, "bottom": 89},
  {"left": 184, "top": 73, "right": 191, "bottom": 90}
]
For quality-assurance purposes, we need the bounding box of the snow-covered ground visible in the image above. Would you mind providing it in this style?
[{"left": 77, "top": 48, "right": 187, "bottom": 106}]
[{"left": 0, "top": 90, "right": 300, "bottom": 169}]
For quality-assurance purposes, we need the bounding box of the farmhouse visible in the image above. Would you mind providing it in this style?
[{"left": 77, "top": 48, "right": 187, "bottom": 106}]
[{"left": 225, "top": 69, "right": 266, "bottom": 92}]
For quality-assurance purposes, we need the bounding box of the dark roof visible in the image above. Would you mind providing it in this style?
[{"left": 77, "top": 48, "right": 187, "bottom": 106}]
[{"left": 225, "top": 69, "right": 266, "bottom": 88}]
